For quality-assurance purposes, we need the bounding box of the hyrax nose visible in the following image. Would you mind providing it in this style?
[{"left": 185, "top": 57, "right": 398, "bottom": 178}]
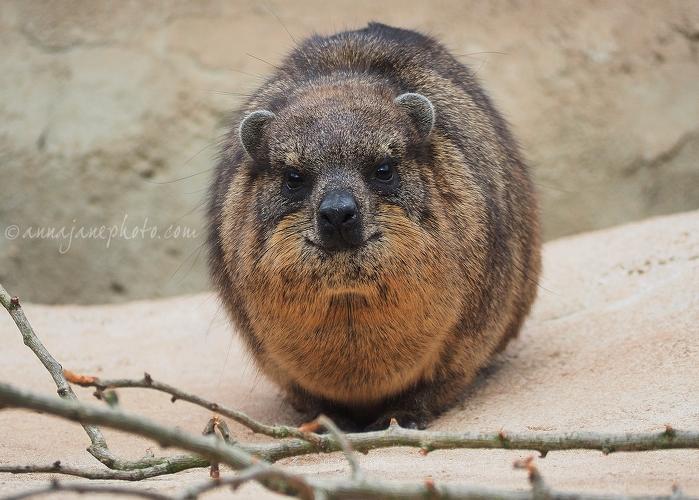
[
  {"left": 320, "top": 191, "right": 357, "bottom": 229},
  {"left": 318, "top": 190, "right": 362, "bottom": 248}
]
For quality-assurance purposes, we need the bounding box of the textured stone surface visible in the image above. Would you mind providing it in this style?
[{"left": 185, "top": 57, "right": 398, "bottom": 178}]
[
  {"left": 1, "top": 209, "right": 698, "bottom": 497},
  {"left": 1, "top": 1, "right": 698, "bottom": 303}
]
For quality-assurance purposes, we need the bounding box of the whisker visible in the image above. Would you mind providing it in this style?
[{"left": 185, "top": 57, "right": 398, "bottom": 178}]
[
  {"left": 168, "top": 242, "right": 205, "bottom": 286},
  {"left": 262, "top": 3, "right": 298, "bottom": 47},
  {"left": 246, "top": 53, "right": 280, "bottom": 70},
  {"left": 142, "top": 168, "right": 211, "bottom": 185}
]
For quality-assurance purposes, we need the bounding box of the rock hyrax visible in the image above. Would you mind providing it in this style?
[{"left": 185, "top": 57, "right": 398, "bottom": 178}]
[{"left": 208, "top": 23, "right": 541, "bottom": 430}]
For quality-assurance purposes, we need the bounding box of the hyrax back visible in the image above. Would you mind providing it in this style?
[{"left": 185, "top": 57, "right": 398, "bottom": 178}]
[{"left": 208, "top": 23, "right": 541, "bottom": 430}]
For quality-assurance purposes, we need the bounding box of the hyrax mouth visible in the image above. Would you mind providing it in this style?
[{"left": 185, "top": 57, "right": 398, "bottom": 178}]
[{"left": 304, "top": 231, "right": 383, "bottom": 253}]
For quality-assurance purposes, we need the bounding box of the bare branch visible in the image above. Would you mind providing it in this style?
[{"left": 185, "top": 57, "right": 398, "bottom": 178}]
[
  {"left": 1, "top": 480, "right": 174, "bottom": 500},
  {"left": 0, "top": 382, "right": 254, "bottom": 469},
  {"left": 0, "top": 459, "right": 205, "bottom": 481},
  {"left": 2, "top": 382, "right": 697, "bottom": 500},
  {"left": 0, "top": 284, "right": 106, "bottom": 450},
  {"left": 317, "top": 415, "right": 365, "bottom": 482},
  {"left": 68, "top": 372, "right": 324, "bottom": 447},
  {"left": 514, "top": 456, "right": 550, "bottom": 497},
  {"left": 202, "top": 417, "right": 220, "bottom": 478},
  {"left": 330, "top": 424, "right": 699, "bottom": 457},
  {"left": 49, "top": 372, "right": 699, "bottom": 462},
  {"left": 213, "top": 417, "right": 237, "bottom": 446},
  {"left": 229, "top": 422, "right": 699, "bottom": 464},
  {"left": 176, "top": 464, "right": 316, "bottom": 500},
  {"left": 0, "top": 381, "right": 317, "bottom": 498}
]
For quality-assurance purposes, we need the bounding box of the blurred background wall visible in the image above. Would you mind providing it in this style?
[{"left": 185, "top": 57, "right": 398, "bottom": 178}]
[{"left": 1, "top": 1, "right": 698, "bottom": 304}]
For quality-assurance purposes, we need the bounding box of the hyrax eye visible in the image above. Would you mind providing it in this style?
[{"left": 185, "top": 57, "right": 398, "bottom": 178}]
[
  {"left": 374, "top": 162, "right": 394, "bottom": 182},
  {"left": 285, "top": 171, "right": 305, "bottom": 190}
]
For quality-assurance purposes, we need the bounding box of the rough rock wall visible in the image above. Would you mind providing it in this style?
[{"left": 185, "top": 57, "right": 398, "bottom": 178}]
[{"left": 1, "top": 1, "right": 697, "bottom": 304}]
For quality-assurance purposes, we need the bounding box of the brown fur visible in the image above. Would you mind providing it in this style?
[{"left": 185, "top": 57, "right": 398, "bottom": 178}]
[{"left": 207, "top": 23, "right": 542, "bottom": 430}]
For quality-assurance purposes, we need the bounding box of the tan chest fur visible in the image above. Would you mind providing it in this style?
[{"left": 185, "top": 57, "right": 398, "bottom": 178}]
[{"left": 223, "top": 192, "right": 467, "bottom": 404}]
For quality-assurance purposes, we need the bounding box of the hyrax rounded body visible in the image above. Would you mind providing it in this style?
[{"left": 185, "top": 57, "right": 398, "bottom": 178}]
[{"left": 208, "top": 23, "right": 541, "bottom": 430}]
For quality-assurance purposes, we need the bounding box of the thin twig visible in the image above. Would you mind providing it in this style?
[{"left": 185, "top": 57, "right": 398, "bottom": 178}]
[
  {"left": 1, "top": 479, "right": 174, "bottom": 500},
  {"left": 0, "top": 285, "right": 107, "bottom": 451},
  {"left": 0, "top": 459, "right": 206, "bottom": 481},
  {"left": 327, "top": 424, "right": 699, "bottom": 457},
  {"left": 0, "top": 382, "right": 255, "bottom": 469},
  {"left": 514, "top": 456, "right": 550, "bottom": 498},
  {"left": 175, "top": 421, "right": 699, "bottom": 464},
  {"left": 177, "top": 463, "right": 315, "bottom": 500},
  {"left": 202, "top": 418, "right": 220, "bottom": 478},
  {"left": 67, "top": 372, "right": 323, "bottom": 447},
  {"left": 317, "top": 415, "right": 365, "bottom": 482},
  {"left": 214, "top": 417, "right": 237, "bottom": 446},
  {"left": 61, "top": 373, "right": 699, "bottom": 461}
]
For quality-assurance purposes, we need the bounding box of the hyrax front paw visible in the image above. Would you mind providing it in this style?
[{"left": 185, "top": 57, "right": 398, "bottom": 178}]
[{"left": 365, "top": 409, "right": 430, "bottom": 432}]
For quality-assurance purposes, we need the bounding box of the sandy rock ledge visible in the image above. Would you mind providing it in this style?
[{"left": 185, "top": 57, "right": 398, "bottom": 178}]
[{"left": 1, "top": 209, "right": 698, "bottom": 498}]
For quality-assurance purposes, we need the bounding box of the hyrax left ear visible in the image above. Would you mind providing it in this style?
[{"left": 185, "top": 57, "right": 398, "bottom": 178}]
[
  {"left": 394, "top": 93, "right": 435, "bottom": 140},
  {"left": 239, "top": 110, "right": 275, "bottom": 160}
]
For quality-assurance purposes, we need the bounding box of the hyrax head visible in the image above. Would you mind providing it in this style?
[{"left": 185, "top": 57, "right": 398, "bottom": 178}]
[{"left": 236, "top": 82, "right": 435, "bottom": 284}]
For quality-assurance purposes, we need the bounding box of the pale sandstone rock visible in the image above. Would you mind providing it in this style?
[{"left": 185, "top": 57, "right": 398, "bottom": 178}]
[{"left": 0, "top": 210, "right": 697, "bottom": 497}]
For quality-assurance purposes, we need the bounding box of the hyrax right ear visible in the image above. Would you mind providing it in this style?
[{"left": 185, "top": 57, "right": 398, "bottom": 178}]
[
  {"left": 394, "top": 93, "right": 435, "bottom": 140},
  {"left": 239, "top": 110, "right": 275, "bottom": 159}
]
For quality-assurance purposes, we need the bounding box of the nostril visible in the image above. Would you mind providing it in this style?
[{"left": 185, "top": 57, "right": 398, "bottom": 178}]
[
  {"left": 320, "top": 212, "right": 336, "bottom": 227},
  {"left": 342, "top": 211, "right": 356, "bottom": 226}
]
